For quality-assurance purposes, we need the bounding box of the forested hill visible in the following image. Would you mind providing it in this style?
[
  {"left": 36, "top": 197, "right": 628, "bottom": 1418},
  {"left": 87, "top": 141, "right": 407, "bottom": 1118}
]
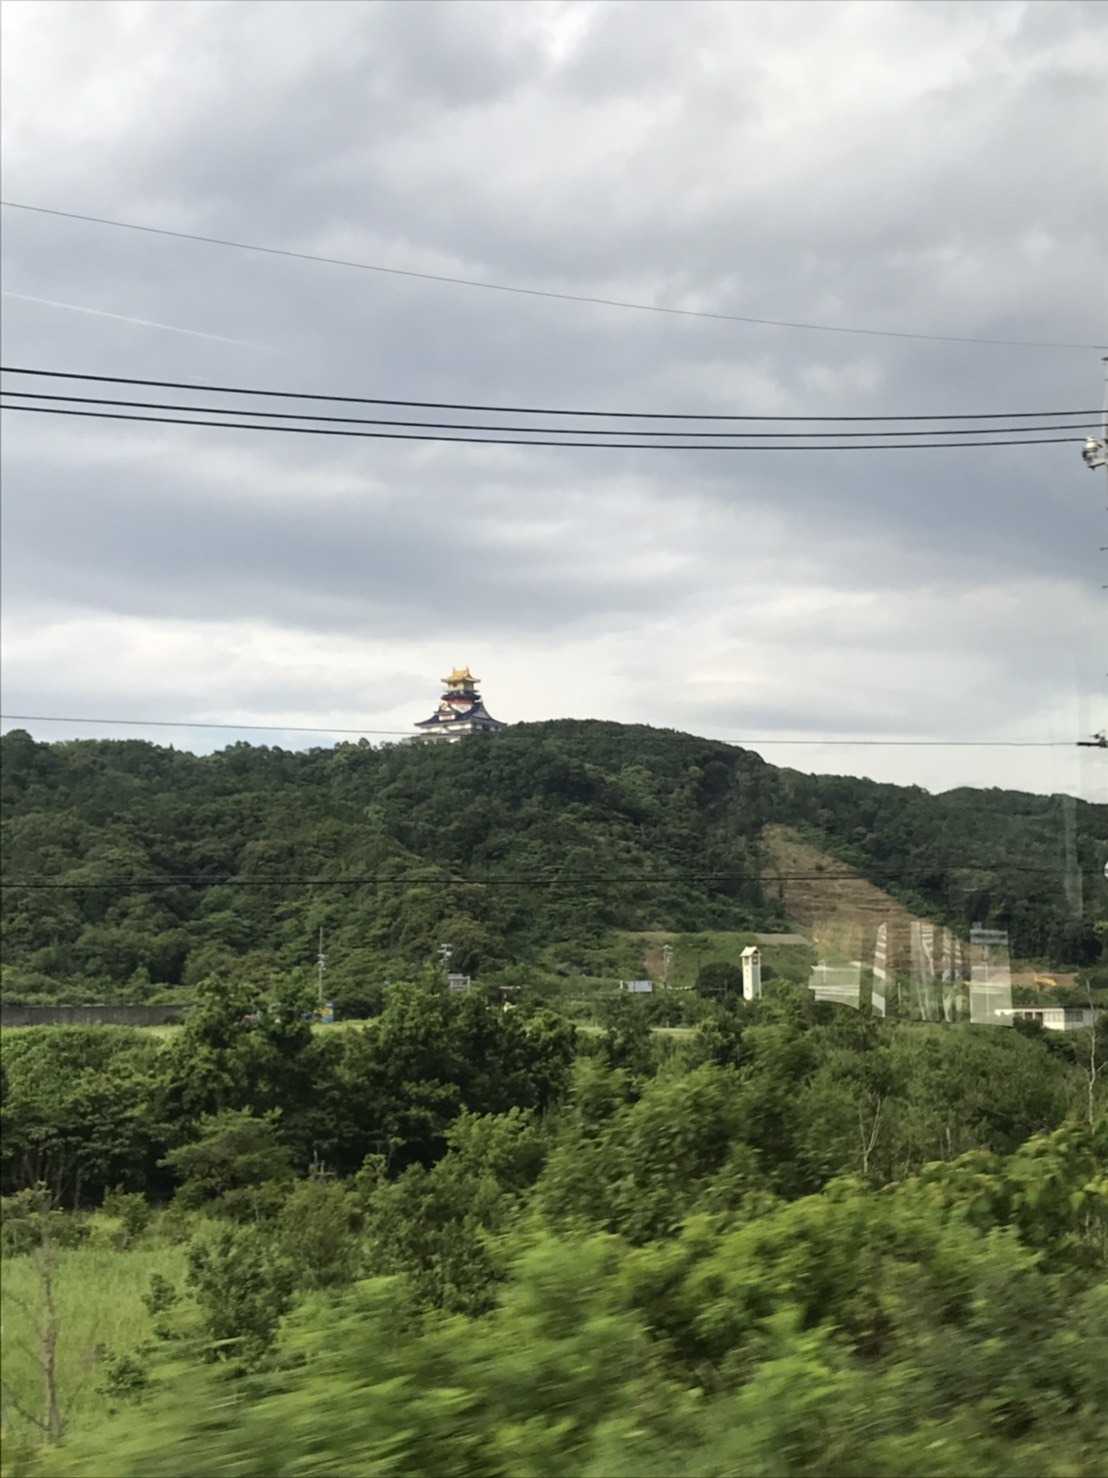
[{"left": 1, "top": 720, "right": 1104, "bottom": 1002}]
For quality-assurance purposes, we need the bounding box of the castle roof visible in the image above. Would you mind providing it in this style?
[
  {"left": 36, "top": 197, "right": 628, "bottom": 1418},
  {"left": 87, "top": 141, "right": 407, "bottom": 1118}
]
[{"left": 415, "top": 665, "right": 505, "bottom": 738}]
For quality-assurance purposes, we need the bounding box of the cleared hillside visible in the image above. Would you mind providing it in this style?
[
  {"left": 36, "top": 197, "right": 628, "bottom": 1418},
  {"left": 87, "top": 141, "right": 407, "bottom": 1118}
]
[{"left": 761, "top": 824, "right": 1079, "bottom": 989}]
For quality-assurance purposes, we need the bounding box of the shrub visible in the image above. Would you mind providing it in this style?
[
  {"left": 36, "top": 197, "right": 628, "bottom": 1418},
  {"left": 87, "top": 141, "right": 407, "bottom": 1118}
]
[
  {"left": 277, "top": 1178, "right": 363, "bottom": 1289},
  {"left": 185, "top": 1225, "right": 296, "bottom": 1370}
]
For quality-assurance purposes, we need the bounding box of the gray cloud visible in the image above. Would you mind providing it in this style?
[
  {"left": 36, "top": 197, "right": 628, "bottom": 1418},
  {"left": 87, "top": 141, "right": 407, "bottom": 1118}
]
[{"left": 1, "top": 0, "right": 1105, "bottom": 798}]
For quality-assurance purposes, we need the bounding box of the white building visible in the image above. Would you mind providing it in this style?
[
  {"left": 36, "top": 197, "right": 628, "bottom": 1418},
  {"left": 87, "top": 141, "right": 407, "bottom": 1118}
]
[
  {"left": 741, "top": 946, "right": 762, "bottom": 1001},
  {"left": 993, "top": 1006, "right": 1098, "bottom": 1033}
]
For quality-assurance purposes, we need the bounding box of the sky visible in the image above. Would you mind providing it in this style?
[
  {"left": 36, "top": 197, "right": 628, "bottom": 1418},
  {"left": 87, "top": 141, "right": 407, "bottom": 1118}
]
[{"left": 1, "top": 0, "right": 1106, "bottom": 802}]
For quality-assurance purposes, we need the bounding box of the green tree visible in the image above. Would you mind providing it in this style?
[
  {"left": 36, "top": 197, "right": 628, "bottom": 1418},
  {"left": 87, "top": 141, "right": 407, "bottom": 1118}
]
[
  {"left": 276, "top": 1177, "right": 363, "bottom": 1289},
  {"left": 362, "top": 1108, "right": 545, "bottom": 1314},
  {"left": 161, "top": 1109, "right": 294, "bottom": 1213},
  {"left": 695, "top": 960, "right": 745, "bottom": 999},
  {"left": 185, "top": 1224, "right": 296, "bottom": 1369}
]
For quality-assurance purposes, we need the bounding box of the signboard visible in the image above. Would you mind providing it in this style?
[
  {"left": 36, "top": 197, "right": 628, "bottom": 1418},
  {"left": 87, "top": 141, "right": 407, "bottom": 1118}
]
[
  {"left": 624, "top": 980, "right": 653, "bottom": 994},
  {"left": 446, "top": 973, "right": 472, "bottom": 993}
]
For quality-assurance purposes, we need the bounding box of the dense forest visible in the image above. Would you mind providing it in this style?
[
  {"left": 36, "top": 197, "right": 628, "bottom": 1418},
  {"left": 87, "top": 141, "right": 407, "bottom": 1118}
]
[
  {"left": 1, "top": 979, "right": 1105, "bottom": 1474},
  {"left": 2, "top": 722, "right": 1105, "bottom": 1010}
]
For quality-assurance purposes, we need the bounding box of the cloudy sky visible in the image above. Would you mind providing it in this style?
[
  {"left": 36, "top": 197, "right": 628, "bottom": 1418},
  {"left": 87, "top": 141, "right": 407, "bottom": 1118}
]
[{"left": 1, "top": 0, "right": 1105, "bottom": 800}]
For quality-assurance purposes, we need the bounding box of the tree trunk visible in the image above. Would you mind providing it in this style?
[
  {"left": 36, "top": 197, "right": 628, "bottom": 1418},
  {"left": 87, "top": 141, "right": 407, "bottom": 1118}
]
[{"left": 39, "top": 1249, "right": 66, "bottom": 1445}]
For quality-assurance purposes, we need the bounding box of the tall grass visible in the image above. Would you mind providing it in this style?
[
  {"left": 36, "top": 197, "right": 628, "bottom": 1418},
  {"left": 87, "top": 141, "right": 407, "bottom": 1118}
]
[{"left": 0, "top": 1240, "right": 187, "bottom": 1449}]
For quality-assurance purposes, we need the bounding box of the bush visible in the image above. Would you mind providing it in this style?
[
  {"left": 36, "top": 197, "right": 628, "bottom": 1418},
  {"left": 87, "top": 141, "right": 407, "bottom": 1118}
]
[
  {"left": 96, "top": 1349, "right": 151, "bottom": 1406},
  {"left": 0, "top": 1187, "right": 90, "bottom": 1256},
  {"left": 101, "top": 1189, "right": 153, "bottom": 1246},
  {"left": 277, "top": 1178, "right": 363, "bottom": 1289},
  {"left": 328, "top": 986, "right": 384, "bottom": 1020},
  {"left": 643, "top": 990, "right": 711, "bottom": 1027},
  {"left": 185, "top": 1225, "right": 296, "bottom": 1370},
  {"left": 696, "top": 961, "right": 745, "bottom": 999},
  {"left": 161, "top": 1111, "right": 294, "bottom": 1210}
]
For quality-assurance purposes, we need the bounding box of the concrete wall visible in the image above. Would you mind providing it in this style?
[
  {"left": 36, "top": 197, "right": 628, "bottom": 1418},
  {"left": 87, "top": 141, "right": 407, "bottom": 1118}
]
[{"left": 0, "top": 1004, "right": 191, "bottom": 1029}]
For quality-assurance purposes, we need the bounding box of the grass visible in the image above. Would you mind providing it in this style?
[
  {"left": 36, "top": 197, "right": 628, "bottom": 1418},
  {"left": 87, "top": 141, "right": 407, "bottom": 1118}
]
[
  {"left": 0, "top": 1238, "right": 188, "bottom": 1449},
  {"left": 617, "top": 929, "right": 813, "bottom": 990},
  {"left": 577, "top": 1023, "right": 695, "bottom": 1037}
]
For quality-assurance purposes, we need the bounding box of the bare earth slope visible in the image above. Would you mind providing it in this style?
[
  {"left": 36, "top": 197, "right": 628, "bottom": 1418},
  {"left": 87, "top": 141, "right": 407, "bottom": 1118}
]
[{"left": 760, "top": 825, "right": 1075, "bottom": 989}]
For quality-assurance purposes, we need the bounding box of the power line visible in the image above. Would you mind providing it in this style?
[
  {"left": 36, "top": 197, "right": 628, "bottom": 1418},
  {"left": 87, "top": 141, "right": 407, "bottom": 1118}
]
[
  {"left": 0, "top": 402, "right": 1084, "bottom": 451},
  {"left": 4, "top": 200, "right": 1105, "bottom": 352},
  {"left": 0, "top": 715, "right": 1078, "bottom": 747},
  {"left": 0, "top": 714, "right": 414, "bottom": 738},
  {"left": 0, "top": 866, "right": 1084, "bottom": 891},
  {"left": 1, "top": 390, "right": 1097, "bottom": 440},
  {"left": 2, "top": 366, "right": 1098, "bottom": 422}
]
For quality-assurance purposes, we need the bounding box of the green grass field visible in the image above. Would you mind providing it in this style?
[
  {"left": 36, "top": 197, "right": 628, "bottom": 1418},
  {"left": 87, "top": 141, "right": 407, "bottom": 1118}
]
[
  {"left": 1, "top": 1239, "right": 188, "bottom": 1448},
  {"left": 616, "top": 929, "right": 813, "bottom": 989},
  {"left": 150, "top": 1018, "right": 377, "bottom": 1038}
]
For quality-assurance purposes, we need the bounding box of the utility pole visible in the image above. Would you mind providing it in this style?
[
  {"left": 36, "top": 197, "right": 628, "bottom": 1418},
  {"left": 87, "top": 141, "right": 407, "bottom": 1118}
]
[
  {"left": 1080, "top": 355, "right": 1108, "bottom": 572},
  {"left": 317, "top": 926, "right": 325, "bottom": 1005},
  {"left": 1081, "top": 356, "right": 1108, "bottom": 473},
  {"left": 662, "top": 943, "right": 673, "bottom": 987},
  {"left": 438, "top": 943, "right": 453, "bottom": 984},
  {"left": 1079, "top": 358, "right": 1108, "bottom": 732}
]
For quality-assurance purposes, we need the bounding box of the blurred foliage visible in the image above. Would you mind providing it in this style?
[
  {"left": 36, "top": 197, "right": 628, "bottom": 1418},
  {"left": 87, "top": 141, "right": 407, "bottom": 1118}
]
[
  {"left": 1, "top": 977, "right": 1106, "bottom": 1475},
  {"left": 14, "top": 1120, "right": 1107, "bottom": 1476}
]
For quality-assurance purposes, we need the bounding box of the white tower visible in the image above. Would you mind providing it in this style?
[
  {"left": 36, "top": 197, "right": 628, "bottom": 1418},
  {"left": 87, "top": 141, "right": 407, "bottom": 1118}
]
[{"left": 741, "top": 946, "right": 762, "bottom": 1001}]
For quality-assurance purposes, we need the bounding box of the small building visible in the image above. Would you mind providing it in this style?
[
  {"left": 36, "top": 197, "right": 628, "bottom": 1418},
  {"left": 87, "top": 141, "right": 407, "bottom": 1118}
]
[
  {"left": 741, "top": 946, "right": 762, "bottom": 1001},
  {"left": 993, "top": 1006, "right": 1098, "bottom": 1033},
  {"left": 414, "top": 666, "right": 507, "bottom": 743}
]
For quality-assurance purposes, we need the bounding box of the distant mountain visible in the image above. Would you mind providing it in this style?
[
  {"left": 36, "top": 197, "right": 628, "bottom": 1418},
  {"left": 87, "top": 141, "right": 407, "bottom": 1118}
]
[{"left": 1, "top": 721, "right": 1104, "bottom": 1004}]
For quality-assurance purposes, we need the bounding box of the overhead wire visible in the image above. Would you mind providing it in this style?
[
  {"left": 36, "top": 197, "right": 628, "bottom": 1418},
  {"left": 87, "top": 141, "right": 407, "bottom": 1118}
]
[
  {"left": 1, "top": 367, "right": 1099, "bottom": 422},
  {"left": 0, "top": 390, "right": 1097, "bottom": 440},
  {"left": 3, "top": 200, "right": 1105, "bottom": 352},
  {"left": 0, "top": 714, "right": 1079, "bottom": 747},
  {"left": 0, "top": 865, "right": 1085, "bottom": 891},
  {"left": 0, "top": 402, "right": 1084, "bottom": 450}
]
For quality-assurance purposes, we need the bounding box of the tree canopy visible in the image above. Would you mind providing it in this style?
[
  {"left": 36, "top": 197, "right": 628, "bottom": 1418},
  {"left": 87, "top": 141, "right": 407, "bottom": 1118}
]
[{"left": 3, "top": 721, "right": 1104, "bottom": 1007}]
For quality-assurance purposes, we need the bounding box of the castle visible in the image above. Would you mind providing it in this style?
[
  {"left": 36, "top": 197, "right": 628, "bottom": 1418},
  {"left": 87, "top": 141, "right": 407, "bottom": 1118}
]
[{"left": 413, "top": 667, "right": 506, "bottom": 743}]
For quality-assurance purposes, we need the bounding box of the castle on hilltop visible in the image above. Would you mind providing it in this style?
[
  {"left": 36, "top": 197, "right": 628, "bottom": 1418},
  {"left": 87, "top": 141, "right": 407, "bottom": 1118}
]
[{"left": 413, "top": 667, "right": 507, "bottom": 743}]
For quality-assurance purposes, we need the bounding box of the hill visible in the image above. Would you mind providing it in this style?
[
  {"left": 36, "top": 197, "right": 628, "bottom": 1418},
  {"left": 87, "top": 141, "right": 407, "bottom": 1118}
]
[
  {"left": 759, "top": 824, "right": 1080, "bottom": 992},
  {"left": 1, "top": 720, "right": 1104, "bottom": 1006}
]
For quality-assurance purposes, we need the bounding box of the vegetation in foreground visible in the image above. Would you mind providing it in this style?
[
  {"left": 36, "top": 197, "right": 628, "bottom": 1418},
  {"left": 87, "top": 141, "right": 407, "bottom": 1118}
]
[{"left": 2, "top": 975, "right": 1105, "bottom": 1475}]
